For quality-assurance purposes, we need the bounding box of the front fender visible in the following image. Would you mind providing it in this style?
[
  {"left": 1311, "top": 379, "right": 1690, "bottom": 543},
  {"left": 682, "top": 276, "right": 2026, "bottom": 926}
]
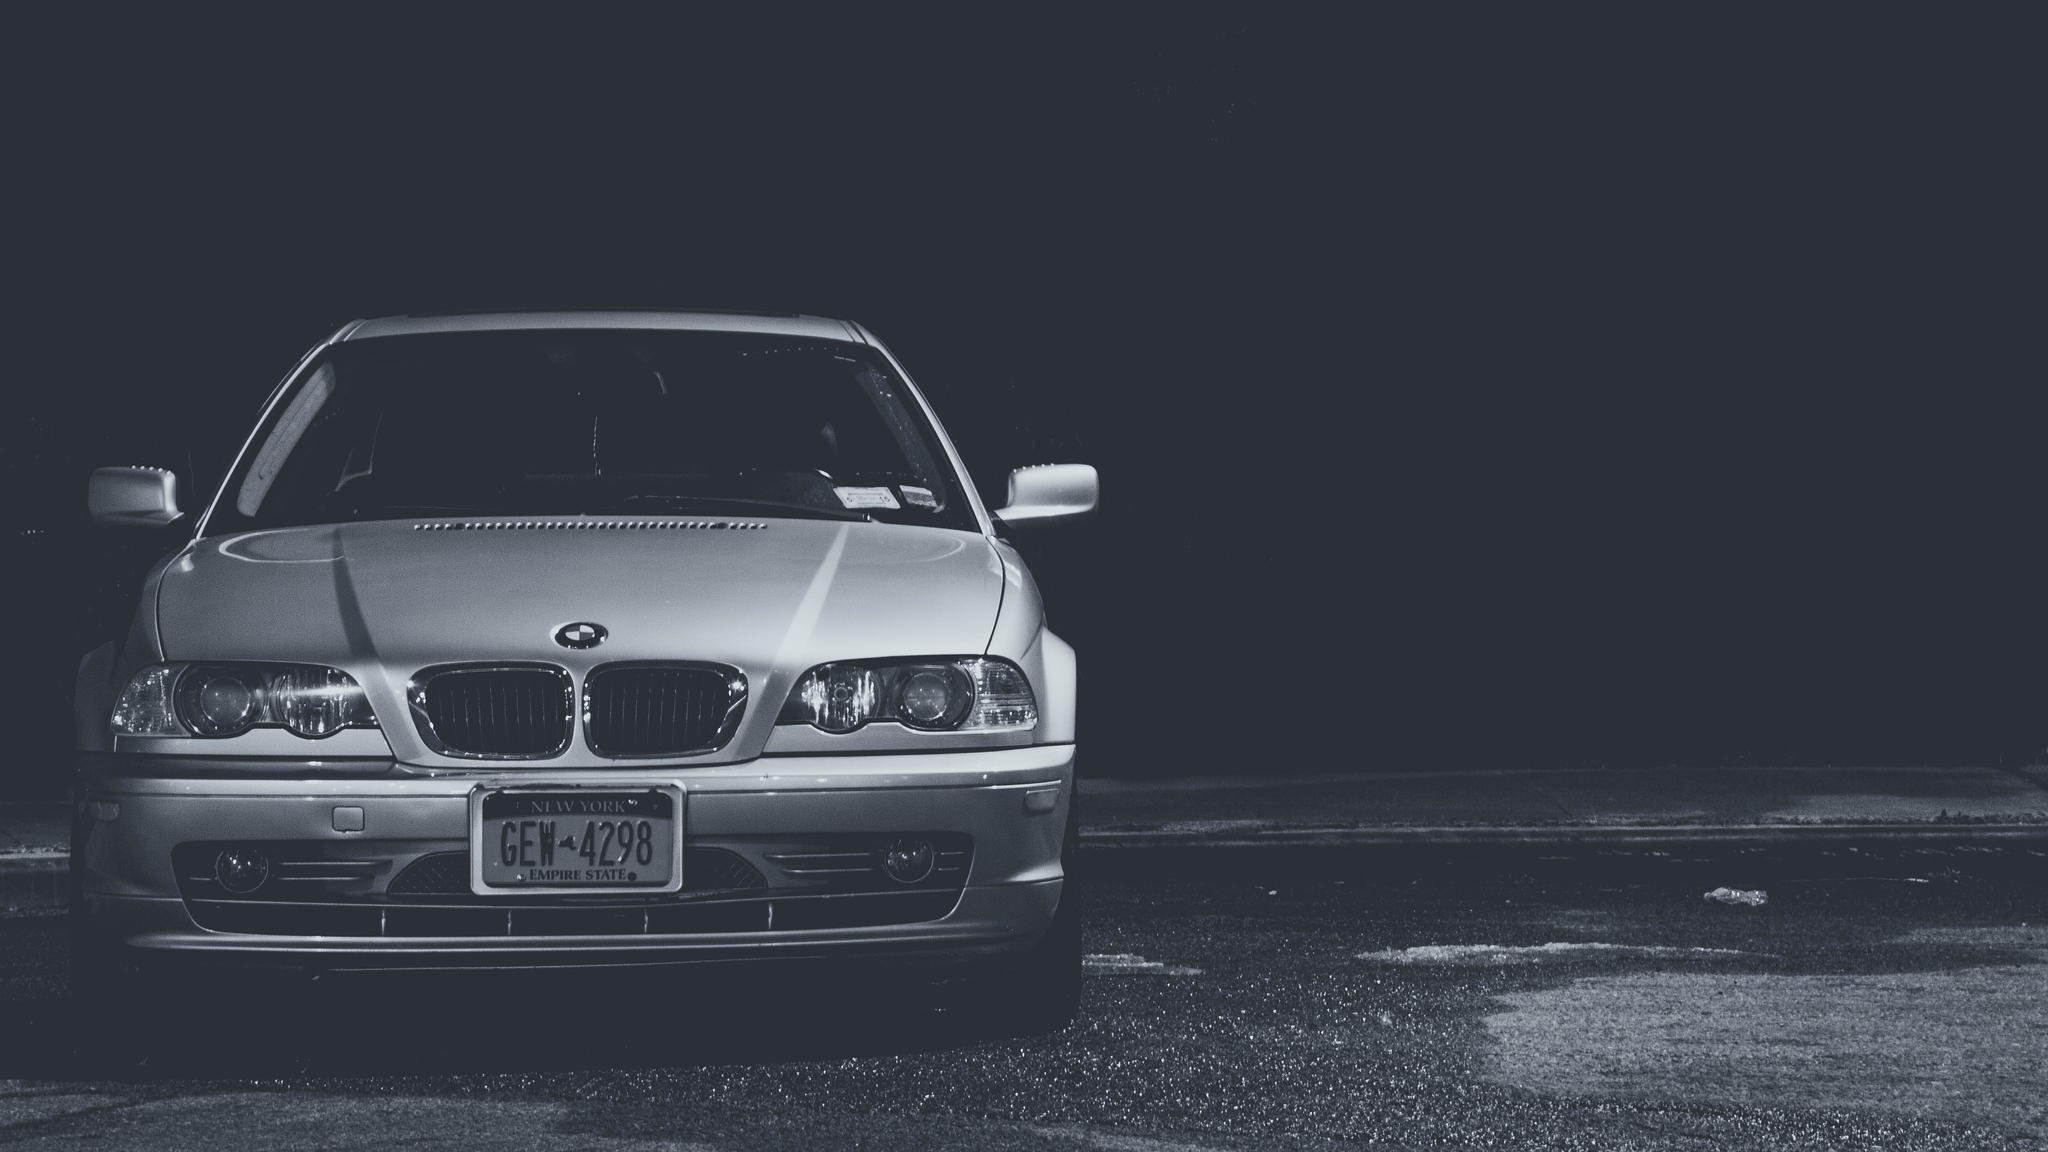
[{"left": 984, "top": 540, "right": 1075, "bottom": 745}]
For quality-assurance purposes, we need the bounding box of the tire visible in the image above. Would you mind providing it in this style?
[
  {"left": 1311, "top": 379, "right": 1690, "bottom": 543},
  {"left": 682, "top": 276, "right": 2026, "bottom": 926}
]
[
  {"left": 69, "top": 922, "right": 145, "bottom": 1018},
  {"left": 66, "top": 802, "right": 116, "bottom": 1006},
  {"left": 70, "top": 911, "right": 153, "bottom": 1065},
  {"left": 68, "top": 806, "right": 163, "bottom": 1065},
  {"left": 947, "top": 794, "right": 1083, "bottom": 1037}
]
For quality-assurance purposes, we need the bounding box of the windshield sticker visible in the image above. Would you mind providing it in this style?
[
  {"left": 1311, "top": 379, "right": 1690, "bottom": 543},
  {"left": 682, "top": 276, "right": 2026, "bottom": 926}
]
[
  {"left": 834, "top": 486, "right": 901, "bottom": 510},
  {"left": 899, "top": 485, "right": 939, "bottom": 510}
]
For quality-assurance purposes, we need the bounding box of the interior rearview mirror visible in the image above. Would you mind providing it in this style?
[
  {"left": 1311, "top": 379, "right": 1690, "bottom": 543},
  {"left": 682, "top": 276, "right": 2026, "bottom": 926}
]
[
  {"left": 993, "top": 463, "right": 1098, "bottom": 528},
  {"left": 88, "top": 466, "right": 182, "bottom": 529}
]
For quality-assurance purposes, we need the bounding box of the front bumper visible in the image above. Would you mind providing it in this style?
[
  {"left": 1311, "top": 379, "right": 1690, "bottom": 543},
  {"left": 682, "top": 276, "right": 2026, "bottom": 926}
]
[{"left": 77, "top": 744, "right": 1073, "bottom": 969}]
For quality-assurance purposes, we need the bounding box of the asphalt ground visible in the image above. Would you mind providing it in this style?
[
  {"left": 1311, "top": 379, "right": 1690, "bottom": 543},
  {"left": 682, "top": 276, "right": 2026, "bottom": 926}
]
[{"left": 0, "top": 842, "right": 2042, "bottom": 1150}]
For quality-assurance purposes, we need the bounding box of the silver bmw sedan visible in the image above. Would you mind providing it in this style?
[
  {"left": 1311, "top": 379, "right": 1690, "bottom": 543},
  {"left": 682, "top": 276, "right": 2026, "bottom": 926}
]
[{"left": 72, "top": 310, "right": 1095, "bottom": 1034}]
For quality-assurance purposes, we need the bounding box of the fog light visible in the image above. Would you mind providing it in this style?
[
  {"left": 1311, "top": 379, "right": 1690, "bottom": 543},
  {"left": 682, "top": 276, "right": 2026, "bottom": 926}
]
[
  {"left": 881, "top": 838, "right": 935, "bottom": 884},
  {"left": 213, "top": 848, "right": 271, "bottom": 894}
]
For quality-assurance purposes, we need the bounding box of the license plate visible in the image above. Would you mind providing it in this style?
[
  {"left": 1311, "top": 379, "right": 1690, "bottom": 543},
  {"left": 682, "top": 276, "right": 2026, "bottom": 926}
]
[{"left": 469, "top": 785, "right": 684, "bottom": 894}]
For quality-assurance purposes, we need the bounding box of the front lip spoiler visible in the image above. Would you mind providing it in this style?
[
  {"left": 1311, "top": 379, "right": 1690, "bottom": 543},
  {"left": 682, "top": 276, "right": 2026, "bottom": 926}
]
[
  {"left": 87, "top": 879, "right": 1061, "bottom": 969},
  {"left": 139, "top": 938, "right": 1031, "bottom": 976}
]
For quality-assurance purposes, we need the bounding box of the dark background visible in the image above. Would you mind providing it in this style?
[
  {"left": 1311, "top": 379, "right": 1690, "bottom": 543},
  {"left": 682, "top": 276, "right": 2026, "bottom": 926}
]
[{"left": 5, "top": 8, "right": 2041, "bottom": 793}]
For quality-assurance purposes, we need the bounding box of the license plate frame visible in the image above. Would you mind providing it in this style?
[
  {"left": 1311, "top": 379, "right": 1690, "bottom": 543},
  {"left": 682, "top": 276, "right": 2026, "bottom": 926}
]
[{"left": 467, "top": 783, "right": 686, "bottom": 895}]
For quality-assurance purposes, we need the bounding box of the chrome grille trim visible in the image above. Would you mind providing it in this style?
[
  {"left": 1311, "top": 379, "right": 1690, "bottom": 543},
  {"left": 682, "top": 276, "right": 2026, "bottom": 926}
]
[
  {"left": 408, "top": 663, "right": 574, "bottom": 760},
  {"left": 581, "top": 662, "right": 747, "bottom": 758}
]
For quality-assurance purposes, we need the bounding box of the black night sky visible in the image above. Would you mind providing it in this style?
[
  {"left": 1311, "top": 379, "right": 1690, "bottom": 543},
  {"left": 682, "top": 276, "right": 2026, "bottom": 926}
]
[{"left": 6, "top": 8, "right": 2042, "bottom": 790}]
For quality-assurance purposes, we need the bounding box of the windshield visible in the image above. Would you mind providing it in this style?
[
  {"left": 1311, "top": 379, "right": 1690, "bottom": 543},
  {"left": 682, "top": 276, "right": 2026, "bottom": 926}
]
[{"left": 204, "top": 330, "right": 979, "bottom": 534}]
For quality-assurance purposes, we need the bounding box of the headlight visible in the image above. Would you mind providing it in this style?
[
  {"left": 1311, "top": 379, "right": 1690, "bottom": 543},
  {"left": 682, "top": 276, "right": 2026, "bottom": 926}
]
[
  {"left": 176, "top": 666, "right": 262, "bottom": 735},
  {"left": 777, "top": 657, "right": 1036, "bottom": 733},
  {"left": 112, "top": 663, "right": 379, "bottom": 738}
]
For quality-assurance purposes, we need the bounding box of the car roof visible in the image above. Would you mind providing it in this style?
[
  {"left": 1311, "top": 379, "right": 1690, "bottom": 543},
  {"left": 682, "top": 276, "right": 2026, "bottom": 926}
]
[{"left": 338, "top": 309, "right": 863, "bottom": 344}]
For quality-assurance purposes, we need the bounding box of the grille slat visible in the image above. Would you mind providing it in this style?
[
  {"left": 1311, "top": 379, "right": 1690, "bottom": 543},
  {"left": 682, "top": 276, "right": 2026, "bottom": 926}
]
[
  {"left": 414, "top": 666, "right": 571, "bottom": 758},
  {"left": 762, "top": 835, "right": 974, "bottom": 889},
  {"left": 584, "top": 664, "right": 742, "bottom": 757}
]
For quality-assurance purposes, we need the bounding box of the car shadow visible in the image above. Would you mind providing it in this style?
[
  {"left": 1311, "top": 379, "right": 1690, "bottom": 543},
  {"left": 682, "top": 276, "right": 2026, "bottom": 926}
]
[{"left": 0, "top": 920, "right": 1020, "bottom": 1082}]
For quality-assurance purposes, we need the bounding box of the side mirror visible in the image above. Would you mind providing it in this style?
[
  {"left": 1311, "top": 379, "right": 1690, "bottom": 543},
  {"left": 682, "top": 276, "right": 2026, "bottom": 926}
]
[
  {"left": 88, "top": 466, "right": 182, "bottom": 529},
  {"left": 993, "top": 463, "right": 1098, "bottom": 528}
]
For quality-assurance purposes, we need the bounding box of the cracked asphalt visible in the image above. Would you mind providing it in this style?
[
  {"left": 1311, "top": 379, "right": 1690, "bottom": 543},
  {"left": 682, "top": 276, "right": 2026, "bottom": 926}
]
[{"left": 0, "top": 843, "right": 2043, "bottom": 1150}]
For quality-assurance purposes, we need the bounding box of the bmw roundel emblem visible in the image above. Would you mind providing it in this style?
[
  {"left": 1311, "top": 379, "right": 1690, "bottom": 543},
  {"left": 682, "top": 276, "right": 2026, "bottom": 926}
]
[{"left": 554, "top": 621, "right": 607, "bottom": 649}]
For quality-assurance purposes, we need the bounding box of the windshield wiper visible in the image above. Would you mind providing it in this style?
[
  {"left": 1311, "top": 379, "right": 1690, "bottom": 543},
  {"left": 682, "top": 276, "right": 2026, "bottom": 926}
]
[{"left": 619, "top": 495, "right": 871, "bottom": 522}]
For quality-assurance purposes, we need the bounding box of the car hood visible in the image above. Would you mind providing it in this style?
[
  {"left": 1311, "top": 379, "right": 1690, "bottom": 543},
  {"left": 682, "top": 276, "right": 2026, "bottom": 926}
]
[{"left": 152, "top": 517, "right": 1005, "bottom": 763}]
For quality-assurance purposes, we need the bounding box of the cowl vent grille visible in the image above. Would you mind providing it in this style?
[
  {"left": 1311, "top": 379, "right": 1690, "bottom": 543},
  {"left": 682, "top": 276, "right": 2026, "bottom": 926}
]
[{"left": 413, "top": 520, "right": 768, "bottom": 532}]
